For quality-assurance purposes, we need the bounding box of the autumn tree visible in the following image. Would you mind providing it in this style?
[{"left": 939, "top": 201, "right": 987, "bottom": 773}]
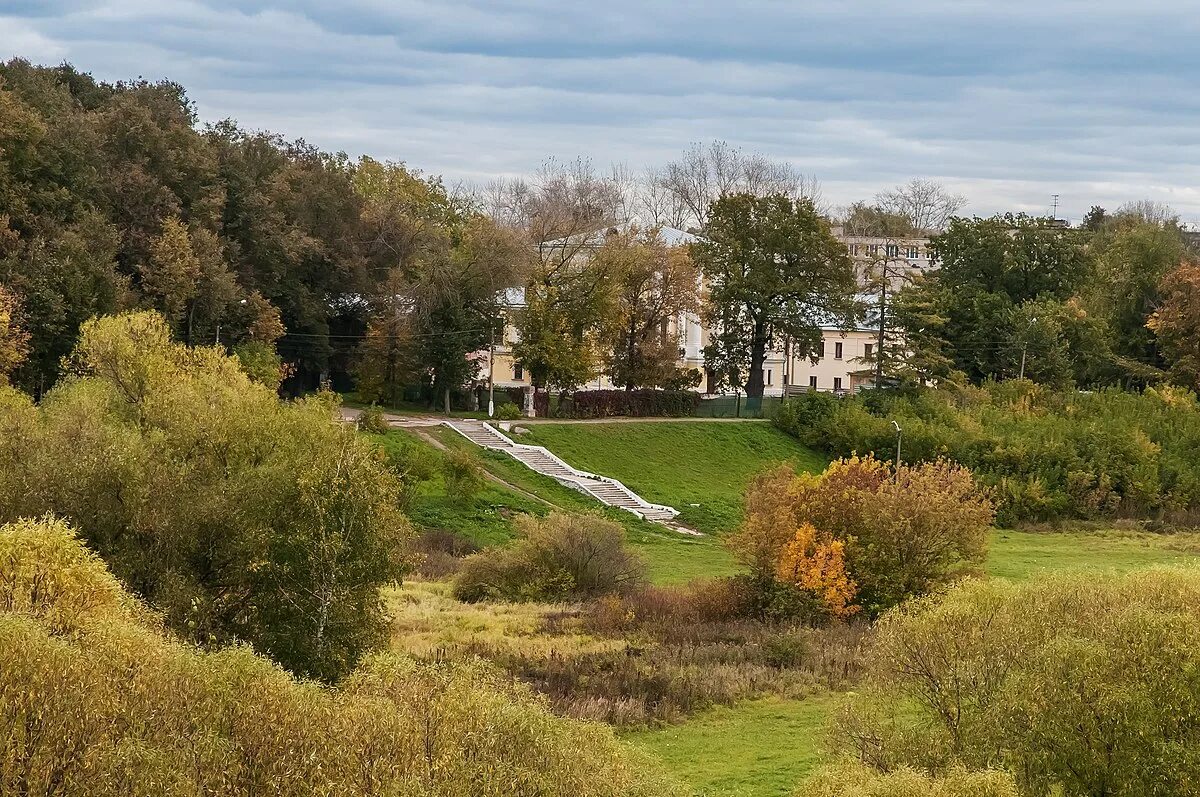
[
  {"left": 1147, "top": 257, "right": 1200, "bottom": 389},
  {"left": 0, "top": 285, "right": 30, "bottom": 384},
  {"left": 0, "top": 311, "right": 411, "bottom": 680},
  {"left": 595, "top": 227, "right": 699, "bottom": 390},
  {"left": 693, "top": 193, "right": 857, "bottom": 398},
  {"left": 730, "top": 456, "right": 993, "bottom": 617}
]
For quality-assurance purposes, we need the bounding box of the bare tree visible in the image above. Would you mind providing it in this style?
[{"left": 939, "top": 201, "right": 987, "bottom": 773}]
[
  {"left": 875, "top": 178, "right": 966, "bottom": 234},
  {"left": 1115, "top": 199, "right": 1179, "bottom": 226},
  {"left": 639, "top": 166, "right": 691, "bottom": 230},
  {"left": 658, "top": 140, "right": 822, "bottom": 230}
]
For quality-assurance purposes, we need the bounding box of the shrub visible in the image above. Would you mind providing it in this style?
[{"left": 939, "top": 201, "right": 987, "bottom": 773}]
[
  {"left": 441, "top": 448, "right": 485, "bottom": 504},
  {"left": 776, "top": 382, "right": 1200, "bottom": 525},
  {"left": 409, "top": 529, "right": 481, "bottom": 579},
  {"left": 356, "top": 403, "right": 391, "bottom": 434},
  {"left": 454, "top": 513, "right": 646, "bottom": 603},
  {"left": 795, "top": 765, "right": 1018, "bottom": 797},
  {"left": 0, "top": 517, "right": 687, "bottom": 797},
  {"left": 730, "top": 455, "right": 993, "bottom": 616},
  {"left": 832, "top": 569, "right": 1200, "bottom": 796},
  {"left": 496, "top": 401, "right": 522, "bottom": 420}
]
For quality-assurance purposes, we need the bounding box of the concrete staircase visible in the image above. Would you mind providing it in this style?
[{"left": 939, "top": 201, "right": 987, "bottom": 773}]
[{"left": 444, "top": 420, "right": 681, "bottom": 525}]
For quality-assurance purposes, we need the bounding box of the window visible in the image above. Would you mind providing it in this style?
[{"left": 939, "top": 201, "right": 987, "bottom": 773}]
[
  {"left": 765, "top": 369, "right": 772, "bottom": 386},
  {"left": 809, "top": 375, "right": 818, "bottom": 390},
  {"left": 513, "top": 363, "right": 524, "bottom": 381},
  {"left": 867, "top": 244, "right": 879, "bottom": 256},
  {"left": 834, "top": 377, "right": 843, "bottom": 392},
  {"left": 849, "top": 243, "right": 860, "bottom": 256},
  {"left": 835, "top": 341, "right": 843, "bottom": 360},
  {"left": 905, "top": 246, "right": 919, "bottom": 259},
  {"left": 818, "top": 340, "right": 826, "bottom": 359},
  {"left": 885, "top": 243, "right": 899, "bottom": 257},
  {"left": 864, "top": 343, "right": 873, "bottom": 358}
]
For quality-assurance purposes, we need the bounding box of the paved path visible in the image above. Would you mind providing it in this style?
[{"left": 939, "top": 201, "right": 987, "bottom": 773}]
[{"left": 443, "top": 420, "right": 698, "bottom": 533}]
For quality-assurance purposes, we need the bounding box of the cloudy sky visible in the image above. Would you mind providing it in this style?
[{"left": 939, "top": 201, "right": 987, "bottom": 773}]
[{"left": 5, "top": 1, "right": 1200, "bottom": 223}]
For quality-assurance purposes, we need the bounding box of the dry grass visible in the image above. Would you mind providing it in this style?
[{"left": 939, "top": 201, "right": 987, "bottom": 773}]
[{"left": 385, "top": 580, "right": 623, "bottom": 659}]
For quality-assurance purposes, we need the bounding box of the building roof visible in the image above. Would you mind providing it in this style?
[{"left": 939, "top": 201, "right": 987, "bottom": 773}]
[{"left": 540, "top": 218, "right": 702, "bottom": 250}]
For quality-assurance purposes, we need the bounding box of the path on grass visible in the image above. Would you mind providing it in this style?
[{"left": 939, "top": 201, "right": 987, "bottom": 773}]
[{"left": 443, "top": 420, "right": 700, "bottom": 534}]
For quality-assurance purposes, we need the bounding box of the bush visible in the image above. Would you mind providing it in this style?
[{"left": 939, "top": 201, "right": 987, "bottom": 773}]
[
  {"left": 454, "top": 513, "right": 647, "bottom": 603},
  {"left": 776, "top": 382, "right": 1200, "bottom": 525},
  {"left": 496, "top": 401, "right": 522, "bottom": 420},
  {"left": 558, "top": 389, "right": 701, "bottom": 419},
  {"left": 796, "top": 765, "right": 1018, "bottom": 797},
  {"left": 441, "top": 448, "right": 485, "bottom": 503},
  {"left": 356, "top": 403, "right": 391, "bottom": 434},
  {"left": 0, "top": 517, "right": 687, "bottom": 797},
  {"left": 730, "top": 455, "right": 993, "bottom": 617},
  {"left": 832, "top": 569, "right": 1200, "bottom": 796}
]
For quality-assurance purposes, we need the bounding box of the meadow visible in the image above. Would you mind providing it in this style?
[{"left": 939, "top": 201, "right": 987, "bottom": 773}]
[{"left": 377, "top": 418, "right": 1200, "bottom": 797}]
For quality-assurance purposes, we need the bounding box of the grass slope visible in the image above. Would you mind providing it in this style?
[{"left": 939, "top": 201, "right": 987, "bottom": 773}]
[
  {"left": 521, "top": 421, "right": 826, "bottom": 534},
  {"left": 624, "top": 696, "right": 836, "bottom": 797},
  {"left": 373, "top": 427, "right": 738, "bottom": 584}
]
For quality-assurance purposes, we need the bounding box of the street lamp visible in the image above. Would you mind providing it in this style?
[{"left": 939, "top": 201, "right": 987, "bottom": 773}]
[{"left": 891, "top": 420, "right": 902, "bottom": 481}]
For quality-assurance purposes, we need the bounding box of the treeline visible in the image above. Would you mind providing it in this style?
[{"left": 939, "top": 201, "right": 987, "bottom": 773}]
[
  {"left": 777, "top": 382, "right": 1200, "bottom": 525},
  {"left": 0, "top": 58, "right": 534, "bottom": 402},
  {"left": 878, "top": 208, "right": 1200, "bottom": 392}
]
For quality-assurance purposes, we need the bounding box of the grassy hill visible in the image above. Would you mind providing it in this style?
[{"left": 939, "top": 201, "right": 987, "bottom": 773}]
[{"left": 520, "top": 420, "right": 827, "bottom": 534}]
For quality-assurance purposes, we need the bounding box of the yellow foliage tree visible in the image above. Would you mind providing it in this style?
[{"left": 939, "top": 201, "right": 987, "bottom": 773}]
[{"left": 775, "top": 522, "right": 858, "bottom": 619}]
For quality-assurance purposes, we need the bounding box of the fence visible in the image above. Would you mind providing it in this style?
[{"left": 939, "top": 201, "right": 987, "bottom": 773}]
[{"left": 692, "top": 395, "right": 785, "bottom": 419}]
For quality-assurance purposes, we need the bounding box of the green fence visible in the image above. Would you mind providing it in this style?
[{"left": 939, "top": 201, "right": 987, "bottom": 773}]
[{"left": 693, "top": 395, "right": 784, "bottom": 419}]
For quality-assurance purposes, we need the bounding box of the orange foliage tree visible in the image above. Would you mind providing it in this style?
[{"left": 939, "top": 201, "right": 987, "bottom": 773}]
[
  {"left": 729, "top": 454, "right": 994, "bottom": 617},
  {"left": 1148, "top": 258, "right": 1200, "bottom": 389}
]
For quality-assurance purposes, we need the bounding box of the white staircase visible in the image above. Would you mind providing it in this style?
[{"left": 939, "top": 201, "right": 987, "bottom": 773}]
[{"left": 444, "top": 421, "right": 680, "bottom": 524}]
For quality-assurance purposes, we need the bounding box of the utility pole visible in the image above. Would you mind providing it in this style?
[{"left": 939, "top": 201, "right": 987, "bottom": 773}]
[{"left": 1018, "top": 315, "right": 1037, "bottom": 381}]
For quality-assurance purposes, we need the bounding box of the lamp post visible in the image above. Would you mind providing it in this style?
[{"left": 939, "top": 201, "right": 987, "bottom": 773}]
[{"left": 891, "top": 420, "right": 902, "bottom": 481}]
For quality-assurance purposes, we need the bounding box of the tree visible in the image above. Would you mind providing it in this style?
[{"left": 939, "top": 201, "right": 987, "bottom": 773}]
[
  {"left": 595, "top": 227, "right": 699, "bottom": 390},
  {"left": 0, "top": 284, "right": 30, "bottom": 383},
  {"left": 692, "top": 193, "right": 857, "bottom": 398},
  {"left": 903, "top": 215, "right": 1095, "bottom": 384},
  {"left": 1089, "top": 216, "right": 1185, "bottom": 379},
  {"left": 839, "top": 201, "right": 916, "bottom": 237},
  {"left": 834, "top": 569, "right": 1200, "bottom": 797},
  {"left": 1081, "top": 205, "right": 1107, "bottom": 231},
  {"left": 0, "top": 311, "right": 412, "bottom": 680},
  {"left": 657, "top": 141, "right": 821, "bottom": 230},
  {"left": 1147, "top": 258, "right": 1200, "bottom": 389},
  {"left": 729, "top": 456, "right": 993, "bottom": 616},
  {"left": 875, "top": 178, "right": 966, "bottom": 234}
]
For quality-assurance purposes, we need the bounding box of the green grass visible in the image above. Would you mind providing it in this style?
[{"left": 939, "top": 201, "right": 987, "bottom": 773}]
[
  {"left": 369, "top": 427, "right": 738, "bottom": 583},
  {"left": 987, "top": 528, "right": 1200, "bottom": 580},
  {"left": 624, "top": 696, "right": 836, "bottom": 797},
  {"left": 521, "top": 421, "right": 826, "bottom": 534}
]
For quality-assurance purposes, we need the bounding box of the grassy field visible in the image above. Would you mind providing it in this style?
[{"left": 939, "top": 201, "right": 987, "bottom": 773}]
[
  {"left": 520, "top": 421, "right": 827, "bottom": 534},
  {"left": 624, "top": 696, "right": 836, "bottom": 797},
  {"left": 987, "top": 527, "right": 1200, "bottom": 579}
]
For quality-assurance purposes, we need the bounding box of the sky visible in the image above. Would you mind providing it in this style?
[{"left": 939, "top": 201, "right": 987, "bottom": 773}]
[{"left": 5, "top": 0, "right": 1200, "bottom": 224}]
